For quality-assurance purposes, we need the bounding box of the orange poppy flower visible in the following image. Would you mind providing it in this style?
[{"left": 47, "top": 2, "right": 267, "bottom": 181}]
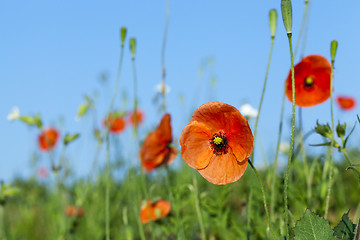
[
  {"left": 38, "top": 127, "right": 59, "bottom": 151},
  {"left": 285, "top": 55, "right": 332, "bottom": 107},
  {"left": 140, "top": 113, "right": 177, "bottom": 171},
  {"left": 336, "top": 96, "right": 356, "bottom": 111},
  {"left": 140, "top": 200, "right": 171, "bottom": 224},
  {"left": 65, "top": 206, "right": 84, "bottom": 218},
  {"left": 129, "top": 109, "right": 144, "bottom": 126},
  {"left": 179, "top": 102, "right": 253, "bottom": 185},
  {"left": 103, "top": 113, "right": 126, "bottom": 134}
]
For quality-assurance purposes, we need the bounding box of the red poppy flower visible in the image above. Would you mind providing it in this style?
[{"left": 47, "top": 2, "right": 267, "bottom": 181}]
[
  {"left": 140, "top": 113, "right": 177, "bottom": 171},
  {"left": 103, "top": 113, "right": 126, "bottom": 134},
  {"left": 129, "top": 109, "right": 144, "bottom": 126},
  {"left": 285, "top": 55, "right": 332, "bottom": 107},
  {"left": 38, "top": 127, "right": 59, "bottom": 151},
  {"left": 336, "top": 96, "right": 356, "bottom": 111},
  {"left": 65, "top": 206, "right": 84, "bottom": 218},
  {"left": 179, "top": 102, "right": 253, "bottom": 185},
  {"left": 140, "top": 200, "right": 171, "bottom": 224}
]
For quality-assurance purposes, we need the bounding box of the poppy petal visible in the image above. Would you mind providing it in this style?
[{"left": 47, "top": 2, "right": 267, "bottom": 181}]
[
  {"left": 179, "top": 121, "right": 213, "bottom": 169},
  {"left": 198, "top": 148, "right": 248, "bottom": 185},
  {"left": 190, "top": 102, "right": 239, "bottom": 133},
  {"left": 154, "top": 200, "right": 171, "bottom": 218}
]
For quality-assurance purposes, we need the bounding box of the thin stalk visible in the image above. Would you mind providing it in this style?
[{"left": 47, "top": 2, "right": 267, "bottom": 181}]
[
  {"left": 298, "top": 110, "right": 311, "bottom": 205},
  {"left": 165, "top": 166, "right": 185, "bottom": 239},
  {"left": 324, "top": 57, "right": 335, "bottom": 218},
  {"left": 248, "top": 160, "right": 275, "bottom": 239},
  {"left": 247, "top": 188, "right": 253, "bottom": 240},
  {"left": 104, "top": 41, "right": 125, "bottom": 240},
  {"left": 284, "top": 33, "right": 296, "bottom": 240},
  {"left": 270, "top": 91, "right": 285, "bottom": 222},
  {"left": 132, "top": 56, "right": 149, "bottom": 200},
  {"left": 161, "top": 0, "right": 170, "bottom": 112},
  {"left": 251, "top": 36, "right": 275, "bottom": 164},
  {"left": 0, "top": 204, "right": 5, "bottom": 240},
  {"left": 294, "top": 1, "right": 309, "bottom": 58},
  {"left": 193, "top": 175, "right": 206, "bottom": 240}
]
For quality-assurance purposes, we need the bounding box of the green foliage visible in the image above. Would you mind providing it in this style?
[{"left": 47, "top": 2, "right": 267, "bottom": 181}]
[
  {"left": 293, "top": 209, "right": 338, "bottom": 240},
  {"left": 333, "top": 211, "right": 356, "bottom": 240},
  {"left": 63, "top": 133, "right": 80, "bottom": 146}
]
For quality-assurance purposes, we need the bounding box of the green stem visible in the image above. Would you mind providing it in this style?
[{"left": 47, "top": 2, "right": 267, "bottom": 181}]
[
  {"left": 248, "top": 160, "right": 275, "bottom": 239},
  {"left": 193, "top": 175, "right": 206, "bottom": 240},
  {"left": 104, "top": 41, "right": 125, "bottom": 240},
  {"left": 0, "top": 204, "right": 5, "bottom": 240},
  {"left": 247, "top": 188, "right": 253, "bottom": 240},
  {"left": 165, "top": 166, "right": 185, "bottom": 239},
  {"left": 284, "top": 33, "right": 296, "bottom": 240},
  {"left": 294, "top": 1, "right": 309, "bottom": 58},
  {"left": 324, "top": 57, "right": 335, "bottom": 219},
  {"left": 251, "top": 36, "right": 275, "bottom": 164},
  {"left": 270, "top": 91, "right": 286, "bottom": 222},
  {"left": 161, "top": 0, "right": 170, "bottom": 112}
]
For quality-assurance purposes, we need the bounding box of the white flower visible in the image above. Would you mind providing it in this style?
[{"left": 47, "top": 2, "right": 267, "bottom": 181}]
[
  {"left": 240, "top": 103, "right": 258, "bottom": 119},
  {"left": 155, "top": 82, "right": 171, "bottom": 95},
  {"left": 279, "top": 141, "right": 290, "bottom": 154},
  {"left": 7, "top": 107, "right": 20, "bottom": 121}
]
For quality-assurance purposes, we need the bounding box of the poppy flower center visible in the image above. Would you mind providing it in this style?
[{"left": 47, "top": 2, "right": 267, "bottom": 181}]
[
  {"left": 209, "top": 131, "right": 228, "bottom": 155},
  {"left": 304, "top": 76, "right": 314, "bottom": 88}
]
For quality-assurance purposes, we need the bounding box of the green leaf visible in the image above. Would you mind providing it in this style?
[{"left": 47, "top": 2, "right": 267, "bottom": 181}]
[
  {"left": 309, "top": 142, "right": 332, "bottom": 147},
  {"left": 333, "top": 211, "right": 356, "bottom": 239},
  {"left": 19, "top": 114, "right": 42, "bottom": 128},
  {"left": 344, "top": 122, "right": 356, "bottom": 148},
  {"left": 63, "top": 133, "right": 80, "bottom": 146},
  {"left": 76, "top": 103, "right": 89, "bottom": 119},
  {"left": 293, "top": 209, "right": 338, "bottom": 240}
]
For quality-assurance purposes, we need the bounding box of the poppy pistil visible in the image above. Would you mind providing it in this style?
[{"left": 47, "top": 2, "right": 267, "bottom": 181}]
[
  {"left": 209, "top": 131, "right": 228, "bottom": 155},
  {"left": 304, "top": 76, "right": 314, "bottom": 88}
]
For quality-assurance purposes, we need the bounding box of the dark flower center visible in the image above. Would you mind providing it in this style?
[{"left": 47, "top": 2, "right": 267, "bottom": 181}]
[
  {"left": 304, "top": 76, "right": 314, "bottom": 88},
  {"left": 209, "top": 131, "right": 228, "bottom": 155}
]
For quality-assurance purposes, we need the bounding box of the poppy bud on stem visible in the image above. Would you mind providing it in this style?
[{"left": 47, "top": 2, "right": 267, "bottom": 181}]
[
  {"left": 281, "top": 0, "right": 292, "bottom": 35},
  {"left": 269, "top": 9, "right": 277, "bottom": 39},
  {"left": 324, "top": 40, "right": 338, "bottom": 219},
  {"left": 130, "top": 38, "right": 136, "bottom": 60},
  {"left": 330, "top": 40, "right": 338, "bottom": 65},
  {"left": 281, "top": 0, "right": 295, "bottom": 239},
  {"left": 121, "top": 27, "right": 127, "bottom": 48}
]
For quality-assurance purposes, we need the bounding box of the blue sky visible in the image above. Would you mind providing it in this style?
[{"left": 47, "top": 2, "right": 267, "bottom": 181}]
[{"left": 1, "top": 0, "right": 359, "bottom": 181}]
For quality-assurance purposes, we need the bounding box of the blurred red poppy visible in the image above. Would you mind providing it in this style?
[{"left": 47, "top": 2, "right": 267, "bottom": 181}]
[
  {"left": 285, "top": 55, "right": 332, "bottom": 107},
  {"left": 140, "top": 200, "right": 171, "bottom": 224},
  {"left": 65, "top": 206, "right": 84, "bottom": 218},
  {"left": 336, "top": 96, "right": 356, "bottom": 111},
  {"left": 129, "top": 109, "right": 144, "bottom": 126},
  {"left": 103, "top": 113, "right": 126, "bottom": 134},
  {"left": 180, "top": 102, "right": 253, "bottom": 185},
  {"left": 140, "top": 113, "right": 177, "bottom": 171},
  {"left": 38, "top": 127, "right": 59, "bottom": 151}
]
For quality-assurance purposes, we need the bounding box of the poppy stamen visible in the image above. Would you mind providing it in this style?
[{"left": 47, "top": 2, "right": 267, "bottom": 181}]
[
  {"left": 304, "top": 76, "right": 314, "bottom": 88},
  {"left": 209, "top": 131, "right": 228, "bottom": 155}
]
